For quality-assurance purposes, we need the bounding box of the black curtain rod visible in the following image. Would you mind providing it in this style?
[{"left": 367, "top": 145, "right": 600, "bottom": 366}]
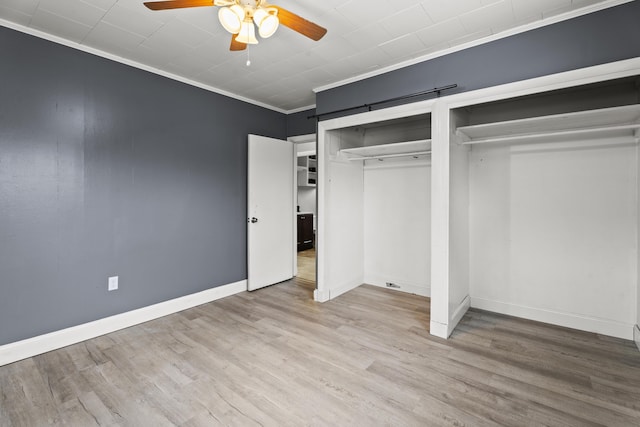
[{"left": 308, "top": 84, "right": 458, "bottom": 120}]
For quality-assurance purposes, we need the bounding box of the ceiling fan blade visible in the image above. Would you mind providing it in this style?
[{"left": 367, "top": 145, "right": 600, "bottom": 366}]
[
  {"left": 230, "top": 34, "right": 247, "bottom": 51},
  {"left": 143, "top": 0, "right": 215, "bottom": 11},
  {"left": 271, "top": 6, "right": 327, "bottom": 41}
]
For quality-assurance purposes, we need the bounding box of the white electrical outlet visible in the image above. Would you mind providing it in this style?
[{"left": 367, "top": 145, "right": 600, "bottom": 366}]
[{"left": 108, "top": 276, "right": 119, "bottom": 291}]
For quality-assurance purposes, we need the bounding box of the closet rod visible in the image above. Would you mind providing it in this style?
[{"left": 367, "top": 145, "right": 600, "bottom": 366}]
[
  {"left": 346, "top": 150, "right": 431, "bottom": 161},
  {"left": 308, "top": 84, "right": 458, "bottom": 120}
]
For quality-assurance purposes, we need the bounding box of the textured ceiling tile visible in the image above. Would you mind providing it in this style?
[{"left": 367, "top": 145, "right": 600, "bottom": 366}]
[
  {"left": 83, "top": 21, "right": 145, "bottom": 52},
  {"left": 380, "top": 4, "right": 434, "bottom": 39},
  {"left": 321, "top": 57, "right": 359, "bottom": 80},
  {"left": 0, "top": 0, "right": 40, "bottom": 15},
  {"left": 0, "top": 6, "right": 31, "bottom": 26},
  {"left": 421, "top": 0, "right": 484, "bottom": 23},
  {"left": 131, "top": 43, "right": 181, "bottom": 70},
  {"left": 29, "top": 8, "right": 93, "bottom": 43},
  {"left": 336, "top": 0, "right": 395, "bottom": 27},
  {"left": 320, "top": 9, "right": 355, "bottom": 35},
  {"left": 458, "top": 0, "right": 515, "bottom": 34},
  {"left": 101, "top": 3, "right": 165, "bottom": 38},
  {"left": 347, "top": 46, "right": 393, "bottom": 70},
  {"left": 448, "top": 28, "right": 493, "bottom": 46},
  {"left": 378, "top": 34, "right": 427, "bottom": 60},
  {"left": 310, "top": 34, "right": 356, "bottom": 62},
  {"left": 343, "top": 23, "right": 393, "bottom": 51},
  {"left": 415, "top": 18, "right": 467, "bottom": 48},
  {"left": 178, "top": 37, "right": 231, "bottom": 65},
  {"left": 511, "top": 0, "right": 572, "bottom": 21},
  {"left": 288, "top": 51, "right": 326, "bottom": 71},
  {"left": 37, "top": 0, "right": 106, "bottom": 28},
  {"left": 80, "top": 0, "right": 118, "bottom": 11},
  {"left": 166, "top": 7, "right": 222, "bottom": 35},
  {"left": 154, "top": 19, "right": 213, "bottom": 48}
]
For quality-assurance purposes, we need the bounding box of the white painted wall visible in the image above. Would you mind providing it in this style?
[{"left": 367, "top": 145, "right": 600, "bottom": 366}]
[
  {"left": 297, "top": 187, "right": 316, "bottom": 228},
  {"left": 363, "top": 160, "right": 431, "bottom": 296},
  {"left": 322, "top": 131, "right": 365, "bottom": 299},
  {"left": 637, "top": 141, "right": 640, "bottom": 349},
  {"left": 430, "top": 102, "right": 452, "bottom": 338},
  {"left": 448, "top": 113, "right": 471, "bottom": 328},
  {"left": 469, "top": 137, "right": 638, "bottom": 339}
]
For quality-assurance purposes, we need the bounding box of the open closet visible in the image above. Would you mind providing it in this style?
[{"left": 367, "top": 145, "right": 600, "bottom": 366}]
[
  {"left": 316, "top": 105, "right": 433, "bottom": 302},
  {"left": 448, "top": 75, "right": 640, "bottom": 339}
]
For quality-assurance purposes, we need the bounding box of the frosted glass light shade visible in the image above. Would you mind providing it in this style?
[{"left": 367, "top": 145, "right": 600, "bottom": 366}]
[
  {"left": 218, "top": 5, "right": 245, "bottom": 34},
  {"left": 253, "top": 8, "right": 279, "bottom": 38},
  {"left": 236, "top": 21, "right": 258, "bottom": 44}
]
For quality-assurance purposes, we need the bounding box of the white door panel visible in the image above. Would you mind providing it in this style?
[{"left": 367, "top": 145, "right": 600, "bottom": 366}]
[{"left": 248, "top": 134, "right": 294, "bottom": 291}]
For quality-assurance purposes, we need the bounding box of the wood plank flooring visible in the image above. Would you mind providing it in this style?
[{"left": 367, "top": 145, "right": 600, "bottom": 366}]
[
  {"left": 1, "top": 278, "right": 640, "bottom": 426},
  {"left": 296, "top": 248, "right": 315, "bottom": 282}
]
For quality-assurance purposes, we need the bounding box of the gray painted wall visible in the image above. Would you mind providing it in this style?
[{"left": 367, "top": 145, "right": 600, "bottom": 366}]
[
  {"left": 0, "top": 26, "right": 286, "bottom": 345},
  {"left": 286, "top": 108, "right": 316, "bottom": 137},
  {"left": 316, "top": 1, "right": 640, "bottom": 118}
]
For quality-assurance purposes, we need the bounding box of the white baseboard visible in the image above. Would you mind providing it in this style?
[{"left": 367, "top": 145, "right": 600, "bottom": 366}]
[
  {"left": 449, "top": 295, "right": 471, "bottom": 337},
  {"left": 314, "top": 288, "right": 330, "bottom": 302},
  {"left": 328, "top": 280, "right": 362, "bottom": 300},
  {"left": 363, "top": 277, "right": 430, "bottom": 297},
  {"left": 428, "top": 296, "right": 471, "bottom": 339},
  {"left": 471, "top": 297, "right": 634, "bottom": 340},
  {"left": 0, "top": 280, "right": 247, "bottom": 367},
  {"left": 315, "top": 279, "right": 361, "bottom": 302},
  {"left": 634, "top": 324, "right": 640, "bottom": 352},
  {"left": 430, "top": 321, "right": 448, "bottom": 339}
]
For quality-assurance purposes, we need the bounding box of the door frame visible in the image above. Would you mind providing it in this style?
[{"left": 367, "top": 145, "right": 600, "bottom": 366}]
[{"left": 288, "top": 133, "right": 317, "bottom": 278}]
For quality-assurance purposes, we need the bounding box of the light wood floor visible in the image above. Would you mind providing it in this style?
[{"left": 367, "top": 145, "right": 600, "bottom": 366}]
[
  {"left": 296, "top": 248, "right": 315, "bottom": 282},
  {"left": 1, "top": 279, "right": 640, "bottom": 426}
]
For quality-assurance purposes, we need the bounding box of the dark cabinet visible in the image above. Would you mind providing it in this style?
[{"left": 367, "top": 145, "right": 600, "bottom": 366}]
[{"left": 297, "top": 214, "right": 314, "bottom": 251}]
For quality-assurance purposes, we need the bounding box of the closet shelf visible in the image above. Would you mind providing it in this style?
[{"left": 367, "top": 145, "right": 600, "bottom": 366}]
[
  {"left": 456, "top": 104, "right": 640, "bottom": 145},
  {"left": 340, "top": 139, "right": 431, "bottom": 161}
]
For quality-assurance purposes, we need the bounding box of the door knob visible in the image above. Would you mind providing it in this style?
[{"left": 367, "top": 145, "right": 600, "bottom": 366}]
[{"left": 250, "top": 217, "right": 258, "bottom": 223}]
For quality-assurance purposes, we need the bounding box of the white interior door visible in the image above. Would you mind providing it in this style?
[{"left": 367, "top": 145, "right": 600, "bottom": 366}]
[{"left": 248, "top": 134, "right": 295, "bottom": 291}]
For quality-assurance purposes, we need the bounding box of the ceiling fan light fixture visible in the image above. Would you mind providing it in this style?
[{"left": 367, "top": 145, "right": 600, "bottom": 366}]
[
  {"left": 236, "top": 20, "right": 259, "bottom": 44},
  {"left": 218, "top": 5, "right": 245, "bottom": 34},
  {"left": 253, "top": 8, "right": 279, "bottom": 38}
]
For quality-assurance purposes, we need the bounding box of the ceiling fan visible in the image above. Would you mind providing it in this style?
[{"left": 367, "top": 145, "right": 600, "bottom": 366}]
[{"left": 143, "top": 0, "right": 327, "bottom": 51}]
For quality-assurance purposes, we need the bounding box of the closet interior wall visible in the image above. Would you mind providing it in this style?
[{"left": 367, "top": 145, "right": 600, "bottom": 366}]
[
  {"left": 321, "top": 114, "right": 432, "bottom": 299},
  {"left": 322, "top": 127, "right": 365, "bottom": 297},
  {"left": 362, "top": 117, "right": 432, "bottom": 297},
  {"left": 452, "top": 76, "right": 640, "bottom": 340}
]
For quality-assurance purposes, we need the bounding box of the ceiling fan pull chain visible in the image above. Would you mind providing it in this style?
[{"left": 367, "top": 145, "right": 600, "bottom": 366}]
[{"left": 246, "top": 45, "right": 251, "bottom": 66}]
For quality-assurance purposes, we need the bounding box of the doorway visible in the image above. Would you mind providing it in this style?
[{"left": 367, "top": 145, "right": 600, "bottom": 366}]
[{"left": 290, "top": 134, "right": 317, "bottom": 295}]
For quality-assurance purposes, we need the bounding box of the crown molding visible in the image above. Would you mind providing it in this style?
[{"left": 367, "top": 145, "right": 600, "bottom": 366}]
[
  {"left": 286, "top": 104, "right": 316, "bottom": 114},
  {"left": 0, "top": 18, "right": 288, "bottom": 114},
  {"left": 313, "top": 0, "right": 635, "bottom": 94}
]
